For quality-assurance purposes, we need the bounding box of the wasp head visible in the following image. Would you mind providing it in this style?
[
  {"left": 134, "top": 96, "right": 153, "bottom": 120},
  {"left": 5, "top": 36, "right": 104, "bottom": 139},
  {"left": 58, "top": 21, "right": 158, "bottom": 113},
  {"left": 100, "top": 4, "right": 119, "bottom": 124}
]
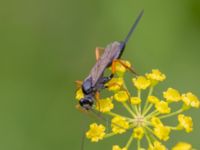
[{"left": 79, "top": 95, "right": 94, "bottom": 110}]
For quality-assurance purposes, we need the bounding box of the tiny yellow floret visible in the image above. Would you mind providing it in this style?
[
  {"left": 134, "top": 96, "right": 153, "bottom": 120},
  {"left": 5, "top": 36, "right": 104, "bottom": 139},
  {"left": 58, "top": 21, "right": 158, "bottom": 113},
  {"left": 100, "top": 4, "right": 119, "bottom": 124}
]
[
  {"left": 130, "top": 97, "right": 141, "bottom": 105},
  {"left": 146, "top": 69, "right": 166, "bottom": 85},
  {"left": 75, "top": 88, "right": 84, "bottom": 100},
  {"left": 163, "top": 88, "right": 181, "bottom": 102},
  {"left": 132, "top": 127, "right": 144, "bottom": 140},
  {"left": 182, "top": 92, "right": 200, "bottom": 108},
  {"left": 96, "top": 97, "right": 114, "bottom": 113},
  {"left": 114, "top": 60, "right": 131, "bottom": 77},
  {"left": 114, "top": 91, "right": 129, "bottom": 102},
  {"left": 86, "top": 123, "right": 106, "bottom": 142},
  {"left": 111, "top": 116, "right": 129, "bottom": 134},
  {"left": 132, "top": 76, "right": 151, "bottom": 90},
  {"left": 112, "top": 145, "right": 127, "bottom": 150},
  {"left": 148, "top": 95, "right": 160, "bottom": 104},
  {"left": 148, "top": 141, "right": 167, "bottom": 150},
  {"left": 177, "top": 114, "right": 193, "bottom": 133},
  {"left": 106, "top": 77, "right": 124, "bottom": 91},
  {"left": 151, "top": 117, "right": 163, "bottom": 127},
  {"left": 172, "top": 142, "right": 192, "bottom": 150},
  {"left": 154, "top": 125, "right": 171, "bottom": 141},
  {"left": 155, "top": 101, "right": 171, "bottom": 114}
]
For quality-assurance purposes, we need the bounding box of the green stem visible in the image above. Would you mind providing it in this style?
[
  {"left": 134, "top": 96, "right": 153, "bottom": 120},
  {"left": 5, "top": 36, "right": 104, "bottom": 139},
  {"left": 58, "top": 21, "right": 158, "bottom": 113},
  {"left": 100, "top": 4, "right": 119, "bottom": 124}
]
[
  {"left": 138, "top": 89, "right": 142, "bottom": 114},
  {"left": 137, "top": 140, "right": 141, "bottom": 150},
  {"left": 138, "top": 89, "right": 141, "bottom": 99},
  {"left": 132, "top": 103, "right": 140, "bottom": 115},
  {"left": 123, "top": 82, "right": 139, "bottom": 116},
  {"left": 125, "top": 135, "right": 134, "bottom": 149},
  {"left": 142, "top": 104, "right": 153, "bottom": 116},
  {"left": 106, "top": 111, "right": 132, "bottom": 121},
  {"left": 131, "top": 104, "right": 139, "bottom": 115},
  {"left": 169, "top": 126, "right": 178, "bottom": 130},
  {"left": 159, "top": 109, "right": 184, "bottom": 119},
  {"left": 144, "top": 131, "right": 152, "bottom": 146},
  {"left": 104, "top": 132, "right": 117, "bottom": 138},
  {"left": 145, "top": 110, "right": 160, "bottom": 119},
  {"left": 142, "top": 86, "right": 154, "bottom": 114},
  {"left": 145, "top": 126, "right": 156, "bottom": 141},
  {"left": 122, "top": 102, "right": 137, "bottom": 117},
  {"left": 145, "top": 126, "right": 154, "bottom": 135}
]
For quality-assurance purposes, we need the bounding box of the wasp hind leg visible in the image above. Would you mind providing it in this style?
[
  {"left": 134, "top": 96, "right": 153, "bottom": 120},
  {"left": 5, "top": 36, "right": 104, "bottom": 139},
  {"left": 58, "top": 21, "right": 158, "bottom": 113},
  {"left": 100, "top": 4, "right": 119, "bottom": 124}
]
[
  {"left": 95, "top": 47, "right": 104, "bottom": 61},
  {"left": 111, "top": 59, "right": 138, "bottom": 75}
]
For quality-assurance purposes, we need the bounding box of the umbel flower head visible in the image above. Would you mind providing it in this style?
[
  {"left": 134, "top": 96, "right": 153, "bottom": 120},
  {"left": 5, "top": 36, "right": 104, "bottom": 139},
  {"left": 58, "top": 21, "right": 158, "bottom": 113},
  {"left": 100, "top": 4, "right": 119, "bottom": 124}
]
[{"left": 75, "top": 60, "right": 199, "bottom": 150}]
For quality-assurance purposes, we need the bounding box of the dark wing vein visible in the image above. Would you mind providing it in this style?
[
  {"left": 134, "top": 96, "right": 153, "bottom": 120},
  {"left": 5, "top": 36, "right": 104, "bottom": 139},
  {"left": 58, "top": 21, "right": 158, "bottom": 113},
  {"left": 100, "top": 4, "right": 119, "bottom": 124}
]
[{"left": 90, "top": 42, "right": 121, "bottom": 86}]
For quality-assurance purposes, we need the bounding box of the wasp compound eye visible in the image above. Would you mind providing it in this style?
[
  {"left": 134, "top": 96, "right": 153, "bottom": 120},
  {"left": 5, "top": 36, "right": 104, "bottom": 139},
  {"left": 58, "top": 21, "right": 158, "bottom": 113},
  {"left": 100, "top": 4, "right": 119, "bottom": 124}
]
[{"left": 79, "top": 96, "right": 94, "bottom": 110}]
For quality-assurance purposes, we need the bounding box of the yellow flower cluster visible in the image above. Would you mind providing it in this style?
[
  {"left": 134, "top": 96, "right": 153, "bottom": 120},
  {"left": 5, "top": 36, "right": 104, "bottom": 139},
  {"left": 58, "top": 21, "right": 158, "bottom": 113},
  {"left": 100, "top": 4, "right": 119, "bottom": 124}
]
[
  {"left": 111, "top": 116, "right": 130, "bottom": 134},
  {"left": 75, "top": 61, "right": 199, "bottom": 150},
  {"left": 86, "top": 123, "right": 105, "bottom": 142},
  {"left": 172, "top": 142, "right": 192, "bottom": 150},
  {"left": 148, "top": 141, "right": 166, "bottom": 150},
  {"left": 112, "top": 145, "right": 127, "bottom": 150},
  {"left": 96, "top": 98, "right": 114, "bottom": 113}
]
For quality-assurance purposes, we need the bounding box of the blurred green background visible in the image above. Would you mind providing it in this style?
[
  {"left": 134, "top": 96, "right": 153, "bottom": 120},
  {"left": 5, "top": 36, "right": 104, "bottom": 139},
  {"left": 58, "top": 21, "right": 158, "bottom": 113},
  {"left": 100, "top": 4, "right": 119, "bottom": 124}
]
[{"left": 0, "top": 0, "right": 200, "bottom": 149}]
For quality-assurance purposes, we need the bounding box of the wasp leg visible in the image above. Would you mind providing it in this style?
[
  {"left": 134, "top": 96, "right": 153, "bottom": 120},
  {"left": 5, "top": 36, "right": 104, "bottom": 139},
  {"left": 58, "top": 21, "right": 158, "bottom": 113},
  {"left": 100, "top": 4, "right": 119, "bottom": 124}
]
[
  {"left": 111, "top": 59, "right": 138, "bottom": 75},
  {"left": 95, "top": 47, "right": 104, "bottom": 61},
  {"left": 100, "top": 74, "right": 114, "bottom": 84},
  {"left": 95, "top": 74, "right": 114, "bottom": 90},
  {"left": 75, "top": 80, "right": 83, "bottom": 89},
  {"left": 95, "top": 91, "right": 100, "bottom": 100},
  {"left": 75, "top": 104, "right": 87, "bottom": 113},
  {"left": 95, "top": 92, "right": 101, "bottom": 111}
]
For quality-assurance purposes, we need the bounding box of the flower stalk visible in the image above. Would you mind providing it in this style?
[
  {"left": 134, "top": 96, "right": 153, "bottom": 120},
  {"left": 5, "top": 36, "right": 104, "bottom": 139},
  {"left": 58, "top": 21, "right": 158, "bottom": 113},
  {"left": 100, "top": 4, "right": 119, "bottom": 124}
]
[{"left": 75, "top": 61, "right": 199, "bottom": 150}]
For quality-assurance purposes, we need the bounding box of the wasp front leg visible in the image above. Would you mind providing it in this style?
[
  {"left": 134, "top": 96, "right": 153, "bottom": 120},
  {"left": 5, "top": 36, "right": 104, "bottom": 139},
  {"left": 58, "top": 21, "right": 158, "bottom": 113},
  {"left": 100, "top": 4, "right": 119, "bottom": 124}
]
[
  {"left": 75, "top": 80, "right": 83, "bottom": 89},
  {"left": 111, "top": 59, "right": 138, "bottom": 75}
]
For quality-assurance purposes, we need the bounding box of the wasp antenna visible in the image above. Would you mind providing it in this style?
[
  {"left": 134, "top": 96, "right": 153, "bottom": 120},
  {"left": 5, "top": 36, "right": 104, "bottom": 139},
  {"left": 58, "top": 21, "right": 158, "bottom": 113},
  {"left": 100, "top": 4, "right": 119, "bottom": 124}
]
[{"left": 124, "top": 10, "right": 144, "bottom": 44}]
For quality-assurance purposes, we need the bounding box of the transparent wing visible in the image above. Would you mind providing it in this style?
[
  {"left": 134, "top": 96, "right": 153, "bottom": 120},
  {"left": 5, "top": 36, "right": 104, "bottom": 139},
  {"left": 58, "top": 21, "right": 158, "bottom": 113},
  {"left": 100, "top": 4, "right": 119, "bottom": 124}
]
[{"left": 89, "top": 42, "right": 121, "bottom": 86}]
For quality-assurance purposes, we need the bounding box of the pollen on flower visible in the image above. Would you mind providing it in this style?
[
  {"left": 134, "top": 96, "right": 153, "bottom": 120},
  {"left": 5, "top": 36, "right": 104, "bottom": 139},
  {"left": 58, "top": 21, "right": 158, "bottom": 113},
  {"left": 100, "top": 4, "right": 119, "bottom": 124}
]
[
  {"left": 114, "top": 60, "right": 131, "bottom": 77},
  {"left": 106, "top": 77, "right": 124, "bottom": 91},
  {"left": 114, "top": 90, "right": 129, "bottom": 102},
  {"left": 96, "top": 97, "right": 114, "bottom": 113},
  {"left": 182, "top": 92, "right": 200, "bottom": 108},
  {"left": 86, "top": 123, "right": 106, "bottom": 142},
  {"left": 155, "top": 101, "right": 171, "bottom": 114},
  {"left": 148, "top": 95, "right": 160, "bottom": 104},
  {"left": 111, "top": 116, "right": 129, "bottom": 134},
  {"left": 146, "top": 69, "right": 166, "bottom": 84},
  {"left": 130, "top": 97, "right": 141, "bottom": 105},
  {"left": 163, "top": 88, "right": 181, "bottom": 102},
  {"left": 112, "top": 145, "right": 127, "bottom": 150},
  {"left": 132, "top": 127, "right": 144, "bottom": 140},
  {"left": 151, "top": 117, "right": 163, "bottom": 127},
  {"left": 132, "top": 76, "right": 151, "bottom": 90},
  {"left": 75, "top": 88, "right": 84, "bottom": 100},
  {"left": 172, "top": 142, "right": 192, "bottom": 150},
  {"left": 153, "top": 125, "right": 171, "bottom": 141},
  {"left": 148, "top": 141, "right": 167, "bottom": 150},
  {"left": 177, "top": 114, "right": 193, "bottom": 133}
]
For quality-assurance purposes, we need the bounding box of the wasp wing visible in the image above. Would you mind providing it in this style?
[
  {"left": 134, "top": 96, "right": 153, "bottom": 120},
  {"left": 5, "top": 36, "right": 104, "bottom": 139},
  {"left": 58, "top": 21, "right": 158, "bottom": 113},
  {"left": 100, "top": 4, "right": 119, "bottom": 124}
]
[{"left": 89, "top": 41, "right": 122, "bottom": 87}]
